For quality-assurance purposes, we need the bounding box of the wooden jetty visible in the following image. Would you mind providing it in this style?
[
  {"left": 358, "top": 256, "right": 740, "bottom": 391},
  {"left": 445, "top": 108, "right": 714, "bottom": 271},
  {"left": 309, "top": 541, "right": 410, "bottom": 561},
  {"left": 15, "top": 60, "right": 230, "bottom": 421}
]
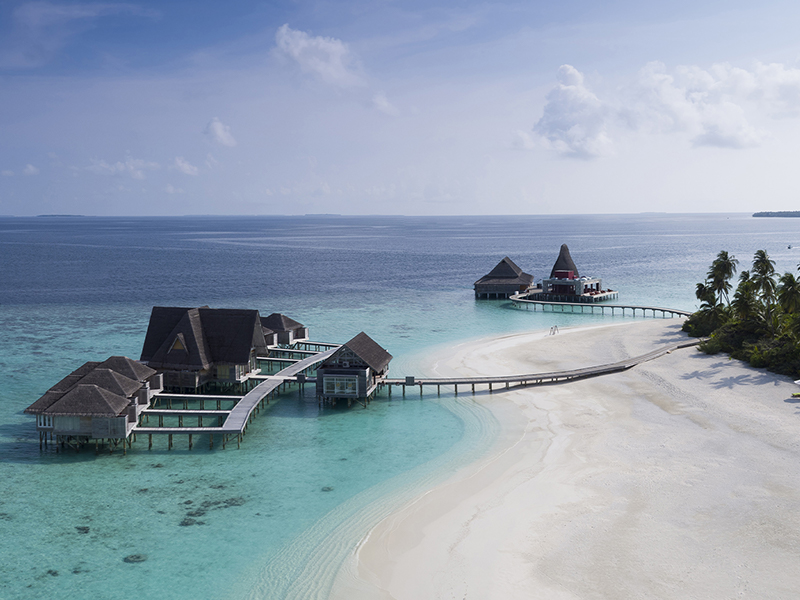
[
  {"left": 381, "top": 338, "right": 702, "bottom": 395},
  {"left": 134, "top": 345, "right": 339, "bottom": 449},
  {"left": 510, "top": 292, "right": 692, "bottom": 318}
]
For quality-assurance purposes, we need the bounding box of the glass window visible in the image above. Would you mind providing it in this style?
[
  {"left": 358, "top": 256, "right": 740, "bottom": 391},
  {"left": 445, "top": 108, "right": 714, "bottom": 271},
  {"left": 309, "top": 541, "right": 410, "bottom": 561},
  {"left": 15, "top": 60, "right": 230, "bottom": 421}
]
[{"left": 324, "top": 376, "right": 358, "bottom": 396}]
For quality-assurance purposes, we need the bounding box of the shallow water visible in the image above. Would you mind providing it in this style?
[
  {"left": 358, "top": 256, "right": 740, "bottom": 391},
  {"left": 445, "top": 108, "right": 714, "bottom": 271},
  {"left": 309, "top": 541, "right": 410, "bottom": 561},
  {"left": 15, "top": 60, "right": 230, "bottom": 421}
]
[{"left": 2, "top": 213, "right": 799, "bottom": 598}]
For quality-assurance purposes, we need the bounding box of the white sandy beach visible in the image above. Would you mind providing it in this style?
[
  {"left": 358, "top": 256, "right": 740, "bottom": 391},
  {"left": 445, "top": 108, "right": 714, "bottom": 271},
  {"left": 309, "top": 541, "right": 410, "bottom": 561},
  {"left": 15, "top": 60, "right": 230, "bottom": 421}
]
[{"left": 329, "top": 319, "right": 800, "bottom": 599}]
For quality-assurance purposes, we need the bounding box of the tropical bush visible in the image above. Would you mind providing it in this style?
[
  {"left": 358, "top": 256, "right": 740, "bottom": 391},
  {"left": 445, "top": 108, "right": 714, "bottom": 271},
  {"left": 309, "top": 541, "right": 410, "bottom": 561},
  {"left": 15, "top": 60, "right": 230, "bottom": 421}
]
[{"left": 684, "top": 249, "right": 800, "bottom": 378}]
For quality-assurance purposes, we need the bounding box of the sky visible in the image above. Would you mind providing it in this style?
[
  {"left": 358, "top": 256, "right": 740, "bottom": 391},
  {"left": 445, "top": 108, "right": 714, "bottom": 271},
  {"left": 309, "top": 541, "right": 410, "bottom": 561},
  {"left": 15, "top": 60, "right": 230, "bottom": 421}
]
[{"left": 2, "top": 0, "right": 800, "bottom": 216}]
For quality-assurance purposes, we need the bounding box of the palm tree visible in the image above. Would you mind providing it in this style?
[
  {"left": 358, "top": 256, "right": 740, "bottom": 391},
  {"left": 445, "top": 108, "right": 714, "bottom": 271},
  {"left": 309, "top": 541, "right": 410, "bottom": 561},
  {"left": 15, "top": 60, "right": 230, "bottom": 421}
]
[
  {"left": 707, "top": 251, "right": 738, "bottom": 306},
  {"left": 751, "top": 250, "right": 777, "bottom": 304},
  {"left": 732, "top": 277, "right": 759, "bottom": 322},
  {"left": 778, "top": 272, "right": 800, "bottom": 314},
  {"left": 753, "top": 249, "right": 775, "bottom": 277},
  {"left": 696, "top": 281, "right": 717, "bottom": 308}
]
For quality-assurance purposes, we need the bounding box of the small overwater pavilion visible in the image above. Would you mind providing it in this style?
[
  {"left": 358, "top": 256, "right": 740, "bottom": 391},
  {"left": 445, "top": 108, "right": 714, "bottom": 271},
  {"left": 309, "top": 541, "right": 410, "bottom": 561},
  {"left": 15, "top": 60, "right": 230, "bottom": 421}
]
[
  {"left": 316, "top": 332, "right": 392, "bottom": 407},
  {"left": 474, "top": 257, "right": 534, "bottom": 299}
]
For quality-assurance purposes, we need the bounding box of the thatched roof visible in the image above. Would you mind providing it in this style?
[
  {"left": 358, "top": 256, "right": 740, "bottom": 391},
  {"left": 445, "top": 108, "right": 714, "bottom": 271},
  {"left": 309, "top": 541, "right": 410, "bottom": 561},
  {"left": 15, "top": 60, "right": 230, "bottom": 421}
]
[
  {"left": 475, "top": 257, "right": 534, "bottom": 287},
  {"left": 342, "top": 332, "right": 393, "bottom": 372},
  {"left": 261, "top": 313, "right": 304, "bottom": 332},
  {"left": 99, "top": 356, "right": 158, "bottom": 382},
  {"left": 549, "top": 244, "right": 579, "bottom": 278},
  {"left": 24, "top": 356, "right": 155, "bottom": 416},
  {"left": 141, "top": 307, "right": 267, "bottom": 370},
  {"left": 43, "top": 385, "right": 131, "bottom": 417}
]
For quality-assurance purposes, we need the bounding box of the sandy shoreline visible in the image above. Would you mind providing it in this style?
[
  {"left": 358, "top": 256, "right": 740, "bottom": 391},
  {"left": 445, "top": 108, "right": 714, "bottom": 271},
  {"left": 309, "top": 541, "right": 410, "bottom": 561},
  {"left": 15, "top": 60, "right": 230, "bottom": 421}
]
[{"left": 329, "top": 319, "right": 800, "bottom": 599}]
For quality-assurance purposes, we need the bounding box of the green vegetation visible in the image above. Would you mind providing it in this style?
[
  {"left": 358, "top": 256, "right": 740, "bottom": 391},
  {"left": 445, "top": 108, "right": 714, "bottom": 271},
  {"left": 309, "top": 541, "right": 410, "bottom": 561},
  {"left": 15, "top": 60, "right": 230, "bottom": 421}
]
[{"left": 683, "top": 249, "right": 800, "bottom": 378}]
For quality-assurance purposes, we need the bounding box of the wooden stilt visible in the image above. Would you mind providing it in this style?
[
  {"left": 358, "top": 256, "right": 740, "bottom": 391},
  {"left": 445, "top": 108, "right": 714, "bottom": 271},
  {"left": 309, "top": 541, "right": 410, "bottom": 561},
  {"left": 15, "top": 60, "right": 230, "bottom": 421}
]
[
  {"left": 148, "top": 434, "right": 152, "bottom": 450},
  {"left": 189, "top": 434, "right": 193, "bottom": 450},
  {"left": 209, "top": 433, "right": 214, "bottom": 449},
  {"left": 168, "top": 434, "right": 173, "bottom": 450}
]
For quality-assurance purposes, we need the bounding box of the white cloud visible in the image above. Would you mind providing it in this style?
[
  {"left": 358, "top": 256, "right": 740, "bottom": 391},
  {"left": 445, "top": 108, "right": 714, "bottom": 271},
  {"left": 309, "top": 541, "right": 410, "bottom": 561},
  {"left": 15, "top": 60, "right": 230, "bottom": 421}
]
[
  {"left": 165, "top": 184, "right": 184, "bottom": 194},
  {"left": 630, "top": 61, "right": 763, "bottom": 148},
  {"left": 205, "top": 153, "right": 219, "bottom": 168},
  {"left": 275, "top": 24, "right": 365, "bottom": 88},
  {"left": 23, "top": 163, "right": 39, "bottom": 175},
  {"left": 204, "top": 118, "right": 237, "bottom": 147},
  {"left": 1, "top": 170, "right": 14, "bottom": 177},
  {"left": 372, "top": 92, "right": 399, "bottom": 116},
  {"left": 173, "top": 156, "right": 198, "bottom": 176},
  {"left": 0, "top": 2, "right": 157, "bottom": 69},
  {"left": 533, "top": 60, "right": 800, "bottom": 157},
  {"left": 533, "top": 65, "right": 614, "bottom": 158},
  {"left": 87, "top": 157, "right": 159, "bottom": 179}
]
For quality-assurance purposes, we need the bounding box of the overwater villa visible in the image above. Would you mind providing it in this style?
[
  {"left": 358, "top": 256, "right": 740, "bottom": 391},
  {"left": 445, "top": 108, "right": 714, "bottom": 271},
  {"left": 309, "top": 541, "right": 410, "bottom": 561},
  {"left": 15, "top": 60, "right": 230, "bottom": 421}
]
[
  {"left": 261, "top": 313, "right": 308, "bottom": 346},
  {"left": 531, "top": 244, "right": 618, "bottom": 303},
  {"left": 24, "top": 356, "right": 162, "bottom": 449},
  {"left": 316, "top": 332, "right": 393, "bottom": 407},
  {"left": 140, "top": 306, "right": 269, "bottom": 394},
  {"left": 474, "top": 257, "right": 535, "bottom": 299}
]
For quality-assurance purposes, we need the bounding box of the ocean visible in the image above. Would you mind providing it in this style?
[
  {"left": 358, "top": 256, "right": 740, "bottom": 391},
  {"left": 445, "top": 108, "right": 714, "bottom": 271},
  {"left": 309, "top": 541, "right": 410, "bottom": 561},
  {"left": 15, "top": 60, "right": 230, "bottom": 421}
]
[{"left": 2, "top": 213, "right": 799, "bottom": 599}]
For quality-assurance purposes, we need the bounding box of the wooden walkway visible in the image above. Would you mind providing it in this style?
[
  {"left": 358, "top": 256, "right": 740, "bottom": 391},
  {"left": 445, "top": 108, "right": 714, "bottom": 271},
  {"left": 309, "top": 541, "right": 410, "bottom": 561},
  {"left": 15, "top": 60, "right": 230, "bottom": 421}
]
[
  {"left": 382, "top": 339, "right": 701, "bottom": 394},
  {"left": 134, "top": 346, "right": 339, "bottom": 444},
  {"left": 510, "top": 292, "right": 692, "bottom": 318}
]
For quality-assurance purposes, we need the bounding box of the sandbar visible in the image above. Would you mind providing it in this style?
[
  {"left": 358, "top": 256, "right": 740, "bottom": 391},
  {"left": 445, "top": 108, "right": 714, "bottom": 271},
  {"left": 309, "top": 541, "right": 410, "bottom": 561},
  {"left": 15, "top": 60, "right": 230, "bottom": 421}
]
[{"left": 329, "top": 319, "right": 800, "bottom": 599}]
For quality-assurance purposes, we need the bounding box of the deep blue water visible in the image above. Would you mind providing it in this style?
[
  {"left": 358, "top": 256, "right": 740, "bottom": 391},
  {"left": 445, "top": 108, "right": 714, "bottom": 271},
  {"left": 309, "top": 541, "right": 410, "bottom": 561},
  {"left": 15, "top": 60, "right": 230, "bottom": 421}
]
[{"left": 2, "top": 213, "right": 799, "bottom": 598}]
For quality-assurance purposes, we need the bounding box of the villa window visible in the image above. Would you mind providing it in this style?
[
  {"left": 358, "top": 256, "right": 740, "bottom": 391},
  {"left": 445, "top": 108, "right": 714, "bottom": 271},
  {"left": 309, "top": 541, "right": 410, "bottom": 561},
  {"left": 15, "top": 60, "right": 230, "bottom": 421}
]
[{"left": 323, "top": 376, "right": 358, "bottom": 396}]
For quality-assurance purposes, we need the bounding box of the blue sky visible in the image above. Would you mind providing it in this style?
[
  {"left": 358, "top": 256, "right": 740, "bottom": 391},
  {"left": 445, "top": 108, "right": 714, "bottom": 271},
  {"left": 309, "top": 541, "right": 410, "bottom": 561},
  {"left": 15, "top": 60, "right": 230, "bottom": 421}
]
[{"left": 2, "top": 0, "right": 800, "bottom": 215}]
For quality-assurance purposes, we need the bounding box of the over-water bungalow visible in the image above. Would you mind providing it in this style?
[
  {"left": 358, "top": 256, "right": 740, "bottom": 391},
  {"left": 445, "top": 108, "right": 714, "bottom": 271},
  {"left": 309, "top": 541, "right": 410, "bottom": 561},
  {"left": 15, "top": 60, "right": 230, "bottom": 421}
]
[
  {"left": 316, "top": 332, "right": 392, "bottom": 407},
  {"left": 24, "top": 356, "right": 161, "bottom": 448},
  {"left": 260, "top": 313, "right": 308, "bottom": 346},
  {"left": 140, "top": 306, "right": 268, "bottom": 393},
  {"left": 474, "top": 257, "right": 534, "bottom": 299}
]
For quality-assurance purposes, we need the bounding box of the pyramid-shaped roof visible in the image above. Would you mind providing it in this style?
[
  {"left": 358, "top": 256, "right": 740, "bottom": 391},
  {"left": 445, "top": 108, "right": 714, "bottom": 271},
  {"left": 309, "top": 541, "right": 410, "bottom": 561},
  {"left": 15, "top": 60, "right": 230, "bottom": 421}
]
[
  {"left": 98, "top": 356, "right": 156, "bottom": 382},
  {"left": 24, "top": 356, "right": 150, "bottom": 415},
  {"left": 261, "top": 313, "right": 304, "bottom": 332},
  {"left": 486, "top": 257, "right": 524, "bottom": 279},
  {"left": 44, "top": 384, "right": 131, "bottom": 417},
  {"left": 474, "top": 257, "right": 534, "bottom": 287},
  {"left": 549, "top": 244, "right": 579, "bottom": 278}
]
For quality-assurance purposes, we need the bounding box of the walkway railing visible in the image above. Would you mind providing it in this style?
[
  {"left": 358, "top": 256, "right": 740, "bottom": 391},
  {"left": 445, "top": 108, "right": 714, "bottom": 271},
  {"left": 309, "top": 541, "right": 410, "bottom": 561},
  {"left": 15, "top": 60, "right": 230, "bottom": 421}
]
[
  {"left": 382, "top": 338, "right": 701, "bottom": 395},
  {"left": 510, "top": 292, "right": 692, "bottom": 318},
  {"left": 134, "top": 345, "right": 339, "bottom": 449}
]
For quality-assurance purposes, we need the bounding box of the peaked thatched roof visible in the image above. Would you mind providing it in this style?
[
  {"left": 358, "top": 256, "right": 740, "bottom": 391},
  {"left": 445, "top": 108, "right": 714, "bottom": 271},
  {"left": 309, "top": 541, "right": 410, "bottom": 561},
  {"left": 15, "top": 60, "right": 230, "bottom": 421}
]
[
  {"left": 475, "top": 257, "right": 534, "bottom": 287},
  {"left": 341, "top": 332, "right": 393, "bottom": 372},
  {"left": 488, "top": 257, "right": 524, "bottom": 278},
  {"left": 99, "top": 356, "right": 158, "bottom": 382},
  {"left": 199, "top": 308, "right": 267, "bottom": 364},
  {"left": 75, "top": 369, "right": 142, "bottom": 398},
  {"left": 43, "top": 384, "right": 131, "bottom": 417},
  {"left": 261, "top": 313, "right": 304, "bottom": 332},
  {"left": 549, "top": 244, "right": 579, "bottom": 278},
  {"left": 24, "top": 356, "right": 155, "bottom": 416},
  {"left": 141, "top": 306, "right": 267, "bottom": 369}
]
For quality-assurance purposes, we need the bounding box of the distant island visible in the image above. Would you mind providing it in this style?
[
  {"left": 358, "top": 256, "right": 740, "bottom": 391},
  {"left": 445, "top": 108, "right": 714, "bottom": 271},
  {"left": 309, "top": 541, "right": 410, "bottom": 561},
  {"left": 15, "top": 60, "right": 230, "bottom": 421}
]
[
  {"left": 753, "top": 211, "right": 800, "bottom": 217},
  {"left": 36, "top": 214, "right": 86, "bottom": 218}
]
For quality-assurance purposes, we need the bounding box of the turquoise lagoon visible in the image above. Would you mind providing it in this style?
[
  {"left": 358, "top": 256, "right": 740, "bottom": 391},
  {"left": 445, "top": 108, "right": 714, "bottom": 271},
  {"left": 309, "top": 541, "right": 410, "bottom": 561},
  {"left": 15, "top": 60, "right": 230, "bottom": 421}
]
[{"left": 2, "top": 213, "right": 800, "bottom": 598}]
